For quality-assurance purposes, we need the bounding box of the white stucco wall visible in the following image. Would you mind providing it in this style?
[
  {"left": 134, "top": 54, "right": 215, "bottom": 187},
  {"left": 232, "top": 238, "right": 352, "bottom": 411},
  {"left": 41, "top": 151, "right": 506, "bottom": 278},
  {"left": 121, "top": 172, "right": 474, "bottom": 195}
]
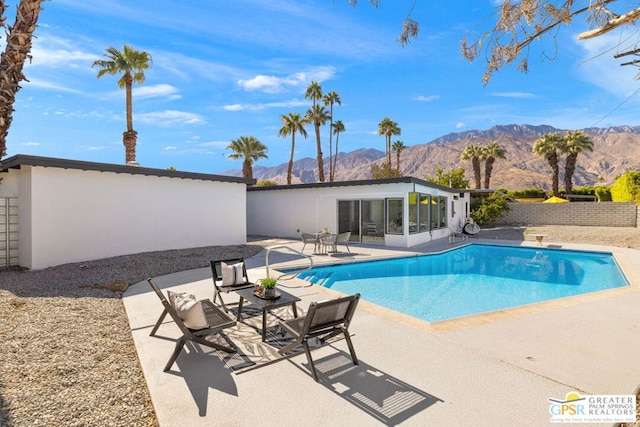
[
  {"left": 247, "top": 181, "right": 469, "bottom": 248},
  {"left": 2, "top": 165, "right": 247, "bottom": 269}
]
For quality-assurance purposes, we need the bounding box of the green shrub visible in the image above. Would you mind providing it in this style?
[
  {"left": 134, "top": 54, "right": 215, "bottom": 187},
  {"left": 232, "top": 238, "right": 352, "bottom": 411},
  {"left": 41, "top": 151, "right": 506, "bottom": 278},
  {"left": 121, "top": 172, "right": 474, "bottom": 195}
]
[
  {"left": 610, "top": 171, "right": 640, "bottom": 202},
  {"left": 507, "top": 188, "right": 546, "bottom": 198},
  {"left": 594, "top": 186, "right": 612, "bottom": 202},
  {"left": 255, "top": 179, "right": 278, "bottom": 187},
  {"left": 470, "top": 193, "right": 510, "bottom": 225}
]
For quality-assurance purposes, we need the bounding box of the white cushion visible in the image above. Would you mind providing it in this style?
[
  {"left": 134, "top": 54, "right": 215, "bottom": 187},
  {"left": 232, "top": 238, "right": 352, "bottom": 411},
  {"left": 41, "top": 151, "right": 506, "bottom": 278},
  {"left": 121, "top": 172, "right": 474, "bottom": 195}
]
[
  {"left": 221, "top": 261, "right": 246, "bottom": 286},
  {"left": 167, "top": 290, "right": 209, "bottom": 330}
]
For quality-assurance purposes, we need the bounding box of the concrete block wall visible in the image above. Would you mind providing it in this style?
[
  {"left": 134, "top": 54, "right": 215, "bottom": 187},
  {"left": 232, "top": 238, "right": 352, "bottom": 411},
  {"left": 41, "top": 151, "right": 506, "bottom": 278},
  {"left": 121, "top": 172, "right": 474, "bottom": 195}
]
[{"left": 495, "top": 202, "right": 638, "bottom": 227}]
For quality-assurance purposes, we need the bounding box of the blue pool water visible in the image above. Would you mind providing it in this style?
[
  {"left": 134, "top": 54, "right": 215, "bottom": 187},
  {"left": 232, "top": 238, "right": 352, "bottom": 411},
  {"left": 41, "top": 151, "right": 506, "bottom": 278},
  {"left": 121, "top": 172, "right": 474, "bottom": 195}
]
[{"left": 294, "top": 244, "right": 629, "bottom": 322}]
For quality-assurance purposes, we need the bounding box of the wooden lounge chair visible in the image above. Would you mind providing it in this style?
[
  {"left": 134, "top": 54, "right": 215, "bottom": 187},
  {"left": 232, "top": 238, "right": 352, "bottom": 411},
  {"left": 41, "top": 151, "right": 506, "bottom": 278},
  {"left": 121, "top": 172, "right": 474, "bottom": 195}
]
[
  {"left": 147, "top": 278, "right": 237, "bottom": 372},
  {"left": 278, "top": 293, "right": 360, "bottom": 382},
  {"left": 210, "top": 258, "right": 256, "bottom": 312}
]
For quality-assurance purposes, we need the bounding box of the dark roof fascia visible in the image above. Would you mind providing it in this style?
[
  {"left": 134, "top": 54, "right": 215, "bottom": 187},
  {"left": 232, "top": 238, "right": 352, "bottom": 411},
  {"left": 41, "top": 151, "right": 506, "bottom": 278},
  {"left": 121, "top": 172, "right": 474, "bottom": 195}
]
[
  {"left": 248, "top": 176, "right": 455, "bottom": 192},
  {"left": 1, "top": 154, "right": 255, "bottom": 185}
]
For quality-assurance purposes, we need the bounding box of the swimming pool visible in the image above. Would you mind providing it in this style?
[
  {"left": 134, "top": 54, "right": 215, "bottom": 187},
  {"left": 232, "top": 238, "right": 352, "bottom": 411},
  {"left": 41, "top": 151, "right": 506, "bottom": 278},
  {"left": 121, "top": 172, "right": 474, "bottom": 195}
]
[{"left": 294, "top": 244, "right": 629, "bottom": 322}]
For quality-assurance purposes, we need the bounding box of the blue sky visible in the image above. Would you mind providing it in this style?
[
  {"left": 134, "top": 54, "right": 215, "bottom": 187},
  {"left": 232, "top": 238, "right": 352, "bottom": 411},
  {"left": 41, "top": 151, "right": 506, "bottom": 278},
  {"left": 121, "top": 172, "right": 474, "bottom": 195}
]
[{"left": 8, "top": 0, "right": 640, "bottom": 174}]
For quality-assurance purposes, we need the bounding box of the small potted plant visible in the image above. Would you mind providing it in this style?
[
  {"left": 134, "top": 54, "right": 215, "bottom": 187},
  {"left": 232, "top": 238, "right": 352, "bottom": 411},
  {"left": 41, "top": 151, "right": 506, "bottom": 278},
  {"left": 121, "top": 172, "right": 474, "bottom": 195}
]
[{"left": 260, "top": 276, "right": 278, "bottom": 298}]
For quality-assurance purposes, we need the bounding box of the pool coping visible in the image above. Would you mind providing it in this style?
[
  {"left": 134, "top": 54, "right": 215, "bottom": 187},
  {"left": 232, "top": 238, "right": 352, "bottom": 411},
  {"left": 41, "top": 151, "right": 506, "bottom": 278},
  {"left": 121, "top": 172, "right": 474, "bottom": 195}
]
[{"left": 270, "top": 239, "right": 640, "bottom": 333}]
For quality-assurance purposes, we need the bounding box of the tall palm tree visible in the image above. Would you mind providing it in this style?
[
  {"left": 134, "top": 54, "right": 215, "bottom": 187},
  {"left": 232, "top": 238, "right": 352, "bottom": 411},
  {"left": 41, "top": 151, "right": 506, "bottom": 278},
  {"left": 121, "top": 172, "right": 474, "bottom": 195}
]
[
  {"left": 392, "top": 140, "right": 406, "bottom": 173},
  {"left": 563, "top": 130, "right": 594, "bottom": 194},
  {"left": 323, "top": 91, "right": 341, "bottom": 181},
  {"left": 377, "top": 117, "right": 401, "bottom": 167},
  {"left": 460, "top": 144, "right": 484, "bottom": 189},
  {"left": 332, "top": 120, "right": 345, "bottom": 178},
  {"left": 93, "top": 45, "right": 152, "bottom": 164},
  {"left": 532, "top": 133, "right": 565, "bottom": 196},
  {"left": 226, "top": 136, "right": 268, "bottom": 180},
  {"left": 0, "top": 0, "right": 45, "bottom": 167},
  {"left": 278, "top": 112, "right": 308, "bottom": 185},
  {"left": 482, "top": 141, "right": 506, "bottom": 189},
  {"left": 305, "top": 104, "right": 330, "bottom": 182},
  {"left": 305, "top": 82, "right": 326, "bottom": 182}
]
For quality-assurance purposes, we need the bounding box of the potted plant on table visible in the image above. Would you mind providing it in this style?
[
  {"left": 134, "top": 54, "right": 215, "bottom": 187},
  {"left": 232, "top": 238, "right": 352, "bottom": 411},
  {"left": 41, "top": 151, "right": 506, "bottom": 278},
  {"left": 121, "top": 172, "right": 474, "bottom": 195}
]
[{"left": 259, "top": 276, "right": 278, "bottom": 299}]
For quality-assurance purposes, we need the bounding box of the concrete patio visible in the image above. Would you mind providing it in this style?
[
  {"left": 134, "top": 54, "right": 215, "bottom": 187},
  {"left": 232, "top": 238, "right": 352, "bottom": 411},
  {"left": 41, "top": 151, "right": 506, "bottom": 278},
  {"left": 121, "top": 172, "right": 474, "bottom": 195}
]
[{"left": 123, "top": 237, "right": 640, "bottom": 426}]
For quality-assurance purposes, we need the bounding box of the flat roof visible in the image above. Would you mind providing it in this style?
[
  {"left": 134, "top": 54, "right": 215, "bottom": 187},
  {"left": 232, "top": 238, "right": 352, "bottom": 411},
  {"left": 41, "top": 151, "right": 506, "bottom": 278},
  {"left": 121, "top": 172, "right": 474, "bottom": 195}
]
[
  {"left": 247, "top": 176, "right": 457, "bottom": 192},
  {"left": 1, "top": 154, "right": 255, "bottom": 185}
]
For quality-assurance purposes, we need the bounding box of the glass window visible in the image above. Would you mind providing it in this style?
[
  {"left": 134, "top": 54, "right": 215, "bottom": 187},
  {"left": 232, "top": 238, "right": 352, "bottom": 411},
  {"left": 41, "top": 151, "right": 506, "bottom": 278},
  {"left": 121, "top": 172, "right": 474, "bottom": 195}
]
[
  {"left": 386, "top": 198, "right": 403, "bottom": 234},
  {"left": 408, "top": 193, "right": 418, "bottom": 234},
  {"left": 419, "top": 194, "right": 430, "bottom": 232},
  {"left": 439, "top": 196, "right": 447, "bottom": 228}
]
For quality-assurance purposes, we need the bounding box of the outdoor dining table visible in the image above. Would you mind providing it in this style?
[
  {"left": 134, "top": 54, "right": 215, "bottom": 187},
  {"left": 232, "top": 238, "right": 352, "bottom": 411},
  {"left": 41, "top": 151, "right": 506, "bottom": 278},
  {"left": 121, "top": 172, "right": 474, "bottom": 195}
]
[{"left": 313, "top": 232, "right": 336, "bottom": 255}]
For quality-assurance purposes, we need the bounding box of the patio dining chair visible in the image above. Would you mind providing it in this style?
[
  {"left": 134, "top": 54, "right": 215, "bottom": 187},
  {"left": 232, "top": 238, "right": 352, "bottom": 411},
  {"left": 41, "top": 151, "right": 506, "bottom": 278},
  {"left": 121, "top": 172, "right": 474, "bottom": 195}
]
[
  {"left": 300, "top": 232, "right": 319, "bottom": 253},
  {"left": 210, "top": 258, "right": 256, "bottom": 312},
  {"left": 147, "top": 278, "right": 237, "bottom": 372},
  {"left": 278, "top": 293, "right": 360, "bottom": 382},
  {"left": 335, "top": 231, "right": 351, "bottom": 253}
]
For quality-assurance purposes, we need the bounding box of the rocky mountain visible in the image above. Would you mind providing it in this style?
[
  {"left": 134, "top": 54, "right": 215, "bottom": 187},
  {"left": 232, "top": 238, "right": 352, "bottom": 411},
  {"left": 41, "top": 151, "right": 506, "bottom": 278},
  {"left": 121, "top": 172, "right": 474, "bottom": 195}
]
[{"left": 224, "top": 124, "right": 640, "bottom": 190}]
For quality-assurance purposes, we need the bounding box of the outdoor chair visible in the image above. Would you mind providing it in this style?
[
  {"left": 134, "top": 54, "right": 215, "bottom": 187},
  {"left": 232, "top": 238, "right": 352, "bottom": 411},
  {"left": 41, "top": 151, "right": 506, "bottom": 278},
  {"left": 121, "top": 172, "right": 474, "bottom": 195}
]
[
  {"left": 300, "top": 232, "right": 318, "bottom": 253},
  {"left": 449, "top": 222, "right": 468, "bottom": 243},
  {"left": 335, "top": 231, "right": 351, "bottom": 253},
  {"left": 318, "top": 233, "right": 337, "bottom": 254},
  {"left": 147, "top": 278, "right": 237, "bottom": 372},
  {"left": 278, "top": 293, "right": 360, "bottom": 382},
  {"left": 210, "top": 258, "right": 256, "bottom": 312}
]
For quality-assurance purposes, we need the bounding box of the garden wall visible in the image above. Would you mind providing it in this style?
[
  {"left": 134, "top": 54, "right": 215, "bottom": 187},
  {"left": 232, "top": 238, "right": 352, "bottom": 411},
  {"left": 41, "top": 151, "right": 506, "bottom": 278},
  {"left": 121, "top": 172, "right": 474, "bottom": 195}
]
[{"left": 495, "top": 202, "right": 638, "bottom": 227}]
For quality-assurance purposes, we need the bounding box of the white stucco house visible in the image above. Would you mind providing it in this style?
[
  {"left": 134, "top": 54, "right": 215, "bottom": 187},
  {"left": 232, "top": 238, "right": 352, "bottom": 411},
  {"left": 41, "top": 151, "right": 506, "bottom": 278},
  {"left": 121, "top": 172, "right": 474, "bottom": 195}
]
[
  {"left": 247, "top": 177, "right": 471, "bottom": 248},
  {"left": 0, "top": 155, "right": 254, "bottom": 270}
]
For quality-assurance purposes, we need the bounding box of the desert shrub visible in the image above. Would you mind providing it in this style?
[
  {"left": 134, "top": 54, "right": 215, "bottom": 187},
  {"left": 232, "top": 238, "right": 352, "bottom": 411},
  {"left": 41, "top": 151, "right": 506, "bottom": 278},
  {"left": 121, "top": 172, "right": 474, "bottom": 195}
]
[
  {"left": 594, "top": 186, "right": 612, "bottom": 202},
  {"left": 610, "top": 171, "right": 640, "bottom": 202},
  {"left": 470, "top": 193, "right": 510, "bottom": 225},
  {"left": 371, "top": 163, "right": 402, "bottom": 179},
  {"left": 507, "top": 188, "right": 546, "bottom": 198},
  {"left": 254, "top": 179, "right": 278, "bottom": 187}
]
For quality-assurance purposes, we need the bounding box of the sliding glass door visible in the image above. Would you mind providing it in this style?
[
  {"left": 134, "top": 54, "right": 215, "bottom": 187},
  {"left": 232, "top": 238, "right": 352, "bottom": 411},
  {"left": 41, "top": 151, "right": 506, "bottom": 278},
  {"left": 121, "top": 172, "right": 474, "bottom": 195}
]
[{"left": 338, "top": 199, "right": 384, "bottom": 243}]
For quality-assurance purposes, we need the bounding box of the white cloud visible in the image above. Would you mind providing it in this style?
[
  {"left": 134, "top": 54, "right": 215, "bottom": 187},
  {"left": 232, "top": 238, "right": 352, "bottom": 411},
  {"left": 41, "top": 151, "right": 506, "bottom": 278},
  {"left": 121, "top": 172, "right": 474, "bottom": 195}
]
[
  {"left": 223, "top": 98, "right": 308, "bottom": 112},
  {"left": 23, "top": 77, "right": 84, "bottom": 94},
  {"left": 456, "top": 122, "right": 466, "bottom": 129},
  {"left": 413, "top": 95, "right": 439, "bottom": 102},
  {"left": 162, "top": 146, "right": 177, "bottom": 150},
  {"left": 133, "top": 84, "right": 181, "bottom": 100},
  {"left": 575, "top": 31, "right": 640, "bottom": 98},
  {"left": 237, "top": 66, "right": 336, "bottom": 93},
  {"left": 87, "top": 146, "right": 108, "bottom": 151},
  {"left": 223, "top": 104, "right": 244, "bottom": 111},
  {"left": 490, "top": 92, "right": 536, "bottom": 99},
  {"left": 22, "top": 141, "right": 40, "bottom": 146},
  {"left": 28, "top": 35, "right": 96, "bottom": 68},
  {"left": 135, "top": 110, "right": 205, "bottom": 126}
]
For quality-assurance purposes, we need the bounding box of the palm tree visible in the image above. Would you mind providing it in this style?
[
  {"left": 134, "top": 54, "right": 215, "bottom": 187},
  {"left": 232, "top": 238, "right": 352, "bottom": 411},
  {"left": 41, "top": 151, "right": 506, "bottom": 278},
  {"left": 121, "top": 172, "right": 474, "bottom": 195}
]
[
  {"left": 482, "top": 141, "right": 506, "bottom": 189},
  {"left": 0, "top": 0, "right": 45, "bottom": 167},
  {"left": 323, "top": 91, "right": 341, "bottom": 181},
  {"left": 332, "top": 120, "right": 346, "bottom": 178},
  {"left": 377, "top": 117, "right": 401, "bottom": 167},
  {"left": 226, "top": 136, "right": 268, "bottom": 180},
  {"left": 532, "top": 133, "right": 565, "bottom": 196},
  {"left": 563, "top": 130, "right": 594, "bottom": 194},
  {"left": 305, "top": 82, "right": 326, "bottom": 182},
  {"left": 278, "top": 112, "right": 308, "bottom": 185},
  {"left": 460, "top": 144, "right": 484, "bottom": 189},
  {"left": 392, "top": 140, "right": 406, "bottom": 173},
  {"left": 305, "top": 104, "right": 330, "bottom": 182},
  {"left": 93, "top": 45, "right": 152, "bottom": 164}
]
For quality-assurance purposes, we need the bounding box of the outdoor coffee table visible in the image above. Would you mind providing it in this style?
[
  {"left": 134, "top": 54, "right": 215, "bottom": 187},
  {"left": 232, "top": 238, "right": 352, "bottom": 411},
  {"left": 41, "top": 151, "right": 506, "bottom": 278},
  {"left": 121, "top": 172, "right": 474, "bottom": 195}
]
[{"left": 235, "top": 287, "right": 300, "bottom": 342}]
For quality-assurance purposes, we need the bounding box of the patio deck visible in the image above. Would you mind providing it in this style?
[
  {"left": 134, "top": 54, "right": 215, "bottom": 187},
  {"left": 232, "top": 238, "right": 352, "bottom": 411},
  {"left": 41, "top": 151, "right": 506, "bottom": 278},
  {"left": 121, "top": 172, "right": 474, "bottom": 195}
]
[{"left": 123, "top": 237, "right": 640, "bottom": 426}]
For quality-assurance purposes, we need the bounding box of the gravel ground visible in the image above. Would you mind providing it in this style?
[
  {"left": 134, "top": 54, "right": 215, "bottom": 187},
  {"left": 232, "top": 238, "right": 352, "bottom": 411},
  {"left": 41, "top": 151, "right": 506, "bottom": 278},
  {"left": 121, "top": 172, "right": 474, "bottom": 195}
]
[
  {"left": 0, "top": 228, "right": 638, "bottom": 426},
  {"left": 0, "top": 242, "right": 271, "bottom": 427}
]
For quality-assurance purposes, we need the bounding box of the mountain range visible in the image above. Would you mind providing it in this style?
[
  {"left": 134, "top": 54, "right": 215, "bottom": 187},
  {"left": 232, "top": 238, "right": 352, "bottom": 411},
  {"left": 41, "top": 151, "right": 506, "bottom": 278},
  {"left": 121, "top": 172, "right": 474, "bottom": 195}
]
[{"left": 223, "top": 124, "right": 640, "bottom": 190}]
